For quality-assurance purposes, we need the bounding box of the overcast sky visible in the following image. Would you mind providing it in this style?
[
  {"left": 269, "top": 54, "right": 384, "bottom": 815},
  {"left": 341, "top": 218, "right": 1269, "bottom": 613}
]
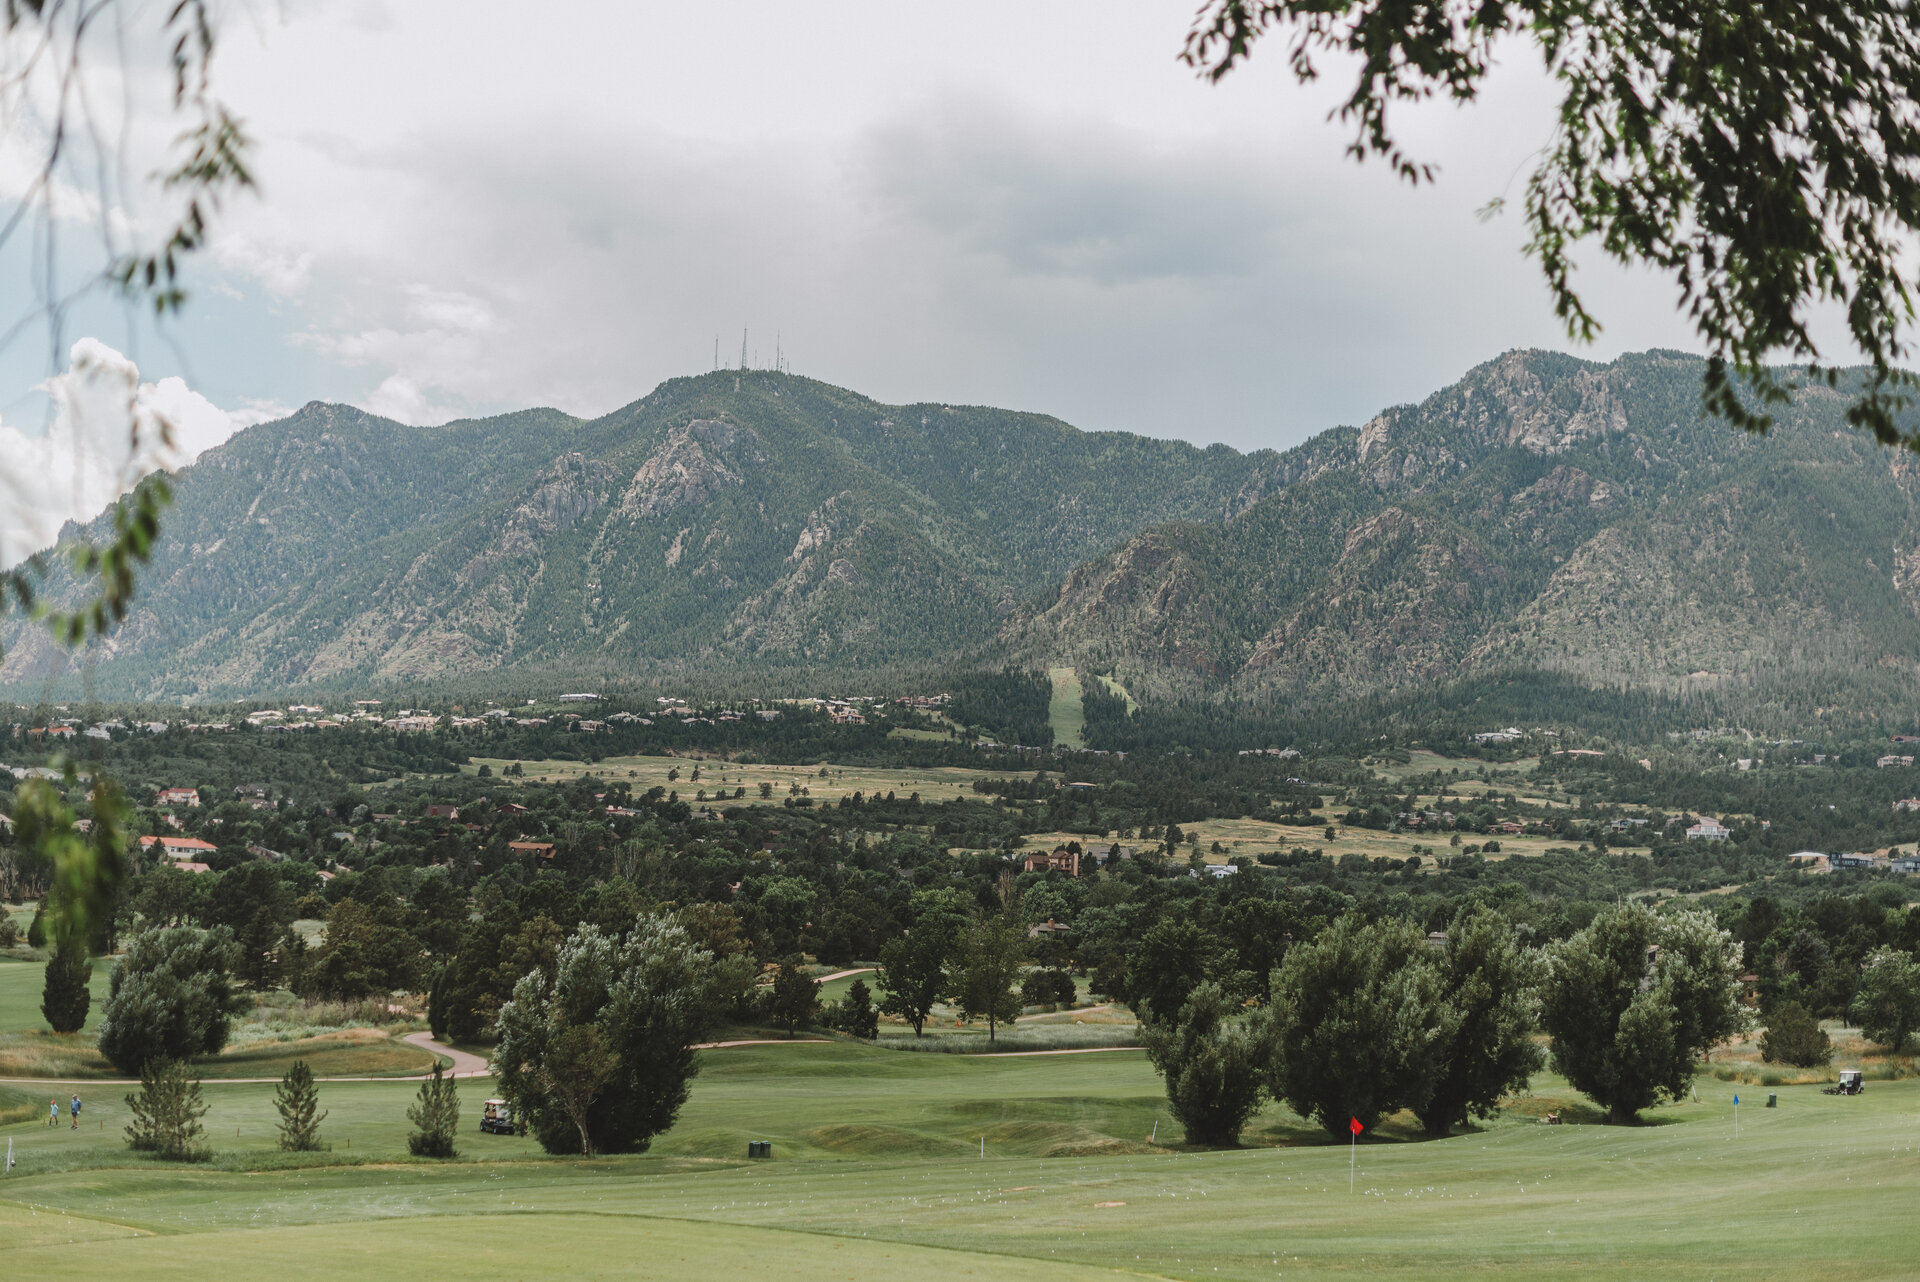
[{"left": 3, "top": 0, "right": 1733, "bottom": 555}]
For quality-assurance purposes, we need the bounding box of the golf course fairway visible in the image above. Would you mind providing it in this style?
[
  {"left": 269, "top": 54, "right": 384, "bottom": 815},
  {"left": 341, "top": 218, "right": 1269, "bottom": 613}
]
[{"left": 0, "top": 1036, "right": 1911, "bottom": 1280}]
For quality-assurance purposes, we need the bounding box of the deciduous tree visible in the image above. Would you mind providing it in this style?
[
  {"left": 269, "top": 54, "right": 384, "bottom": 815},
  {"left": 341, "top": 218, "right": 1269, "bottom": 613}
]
[
  {"left": 1262, "top": 914, "right": 1451, "bottom": 1137},
  {"left": 1541, "top": 904, "right": 1747, "bottom": 1123}
]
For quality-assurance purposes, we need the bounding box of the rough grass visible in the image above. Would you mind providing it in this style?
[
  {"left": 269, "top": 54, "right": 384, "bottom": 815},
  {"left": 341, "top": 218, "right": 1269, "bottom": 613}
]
[{"left": 878, "top": 1026, "right": 1142, "bottom": 1054}]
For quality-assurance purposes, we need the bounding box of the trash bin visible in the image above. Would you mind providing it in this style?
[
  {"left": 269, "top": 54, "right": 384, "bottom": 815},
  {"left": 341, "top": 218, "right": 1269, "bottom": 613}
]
[
  {"left": 1766, "top": 1093, "right": 1777, "bottom": 1108},
  {"left": 747, "top": 1140, "right": 772, "bottom": 1159}
]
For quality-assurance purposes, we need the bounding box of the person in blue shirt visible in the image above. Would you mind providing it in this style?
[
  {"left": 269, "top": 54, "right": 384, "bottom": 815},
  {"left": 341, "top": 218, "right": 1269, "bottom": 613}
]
[{"left": 69, "top": 1094, "right": 80, "bottom": 1130}]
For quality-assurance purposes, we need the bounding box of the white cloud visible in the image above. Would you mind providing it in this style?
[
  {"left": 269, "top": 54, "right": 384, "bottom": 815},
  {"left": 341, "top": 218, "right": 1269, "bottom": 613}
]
[{"left": 0, "top": 340, "right": 275, "bottom": 567}]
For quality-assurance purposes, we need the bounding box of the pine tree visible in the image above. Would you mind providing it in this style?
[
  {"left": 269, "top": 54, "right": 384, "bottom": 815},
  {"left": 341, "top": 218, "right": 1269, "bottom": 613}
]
[
  {"left": 274, "top": 1060, "right": 327, "bottom": 1151},
  {"left": 407, "top": 1066, "right": 460, "bottom": 1158},
  {"left": 41, "top": 941, "right": 92, "bottom": 1033},
  {"left": 124, "top": 1059, "right": 209, "bottom": 1161}
]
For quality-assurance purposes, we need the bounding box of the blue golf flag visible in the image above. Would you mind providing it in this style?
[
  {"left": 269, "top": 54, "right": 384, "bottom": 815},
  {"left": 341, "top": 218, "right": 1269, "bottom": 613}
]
[{"left": 1732, "top": 1095, "right": 1740, "bottom": 1105}]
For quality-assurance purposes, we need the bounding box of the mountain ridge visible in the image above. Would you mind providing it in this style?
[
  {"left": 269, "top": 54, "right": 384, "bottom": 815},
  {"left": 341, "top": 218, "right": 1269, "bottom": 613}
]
[{"left": 12, "top": 348, "right": 1920, "bottom": 732}]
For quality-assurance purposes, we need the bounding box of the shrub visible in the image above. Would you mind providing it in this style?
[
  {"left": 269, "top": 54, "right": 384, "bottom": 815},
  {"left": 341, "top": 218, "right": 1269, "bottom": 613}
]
[
  {"left": 1020, "top": 968, "right": 1077, "bottom": 1009},
  {"left": 97, "top": 926, "right": 242, "bottom": 1075},
  {"left": 124, "top": 1059, "right": 209, "bottom": 1161},
  {"left": 41, "top": 942, "right": 93, "bottom": 1033},
  {"left": 1758, "top": 1001, "right": 1832, "bottom": 1067},
  {"left": 275, "top": 1060, "right": 327, "bottom": 1151},
  {"left": 0, "top": 919, "right": 19, "bottom": 949},
  {"left": 407, "top": 1066, "right": 460, "bottom": 1158}
]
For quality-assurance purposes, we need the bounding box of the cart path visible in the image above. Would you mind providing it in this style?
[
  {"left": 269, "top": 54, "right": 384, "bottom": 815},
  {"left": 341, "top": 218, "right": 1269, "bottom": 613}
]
[
  {"left": 814, "top": 967, "right": 874, "bottom": 983},
  {"left": 401, "top": 1030, "right": 491, "bottom": 1078}
]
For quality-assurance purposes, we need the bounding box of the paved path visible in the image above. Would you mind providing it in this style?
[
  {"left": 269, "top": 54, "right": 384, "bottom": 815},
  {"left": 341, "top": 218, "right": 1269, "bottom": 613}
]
[
  {"left": 814, "top": 967, "right": 875, "bottom": 983},
  {"left": 401, "top": 1030, "right": 492, "bottom": 1077}
]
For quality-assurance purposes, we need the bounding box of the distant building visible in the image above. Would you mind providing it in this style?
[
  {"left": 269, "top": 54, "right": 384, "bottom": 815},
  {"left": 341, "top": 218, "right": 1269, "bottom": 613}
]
[
  {"left": 1893, "top": 799, "right": 1920, "bottom": 812},
  {"left": 1027, "top": 919, "right": 1070, "bottom": 940},
  {"left": 155, "top": 787, "right": 201, "bottom": 808},
  {"left": 1786, "top": 851, "right": 1830, "bottom": 873},
  {"left": 508, "top": 841, "right": 556, "bottom": 859},
  {"left": 1892, "top": 852, "right": 1920, "bottom": 874},
  {"left": 426, "top": 804, "right": 460, "bottom": 819},
  {"left": 1685, "top": 818, "right": 1731, "bottom": 841},
  {"left": 1834, "top": 851, "right": 1889, "bottom": 871},
  {"left": 1879, "top": 755, "right": 1915, "bottom": 768},
  {"left": 1022, "top": 847, "right": 1082, "bottom": 876},
  {"left": 138, "top": 835, "right": 218, "bottom": 860}
]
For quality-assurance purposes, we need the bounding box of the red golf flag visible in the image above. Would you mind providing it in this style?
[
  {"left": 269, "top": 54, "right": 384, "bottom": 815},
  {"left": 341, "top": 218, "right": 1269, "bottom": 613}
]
[{"left": 1349, "top": 1117, "right": 1363, "bottom": 1136}]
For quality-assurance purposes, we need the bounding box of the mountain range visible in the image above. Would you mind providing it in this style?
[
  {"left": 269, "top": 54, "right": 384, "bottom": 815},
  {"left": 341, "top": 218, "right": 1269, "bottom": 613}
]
[{"left": 10, "top": 349, "right": 1920, "bottom": 727}]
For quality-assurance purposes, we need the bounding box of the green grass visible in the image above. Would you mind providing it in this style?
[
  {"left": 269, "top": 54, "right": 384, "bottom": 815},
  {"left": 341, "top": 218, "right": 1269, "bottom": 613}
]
[
  {"left": 0, "top": 1007, "right": 1913, "bottom": 1278},
  {"left": 0, "top": 958, "right": 111, "bottom": 1035},
  {"left": 1048, "top": 665, "right": 1086, "bottom": 749}
]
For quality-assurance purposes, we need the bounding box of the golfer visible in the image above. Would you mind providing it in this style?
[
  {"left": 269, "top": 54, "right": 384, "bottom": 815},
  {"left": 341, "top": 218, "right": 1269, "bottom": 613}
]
[
  {"left": 69, "top": 1094, "right": 80, "bottom": 1130},
  {"left": 46, "top": 1097, "right": 57, "bottom": 1128}
]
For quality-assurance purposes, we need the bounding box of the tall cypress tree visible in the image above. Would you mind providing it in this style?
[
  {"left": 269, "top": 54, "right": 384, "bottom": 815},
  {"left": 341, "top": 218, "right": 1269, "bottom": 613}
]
[{"left": 41, "top": 941, "right": 92, "bottom": 1034}]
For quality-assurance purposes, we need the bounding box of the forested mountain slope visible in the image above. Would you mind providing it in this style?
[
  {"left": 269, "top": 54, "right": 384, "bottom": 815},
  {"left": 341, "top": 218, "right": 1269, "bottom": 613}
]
[
  {"left": 1, "top": 372, "right": 1293, "bottom": 696},
  {"left": 11, "top": 349, "right": 1920, "bottom": 717},
  {"left": 1000, "top": 350, "right": 1920, "bottom": 718}
]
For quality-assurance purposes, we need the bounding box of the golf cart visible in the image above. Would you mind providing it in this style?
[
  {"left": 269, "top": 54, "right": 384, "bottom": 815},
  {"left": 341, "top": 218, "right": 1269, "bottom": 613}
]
[
  {"left": 479, "top": 1098, "right": 519, "bottom": 1134},
  {"left": 1822, "top": 1070, "right": 1865, "bottom": 1096}
]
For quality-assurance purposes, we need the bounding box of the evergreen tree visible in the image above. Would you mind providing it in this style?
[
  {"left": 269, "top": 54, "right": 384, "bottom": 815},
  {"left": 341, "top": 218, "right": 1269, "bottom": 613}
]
[
  {"left": 407, "top": 1066, "right": 460, "bottom": 1158},
  {"left": 769, "top": 959, "right": 819, "bottom": 1035},
  {"left": 124, "top": 1059, "right": 209, "bottom": 1161},
  {"left": 836, "top": 977, "right": 879, "bottom": 1040},
  {"left": 41, "top": 941, "right": 93, "bottom": 1034},
  {"left": 1758, "top": 1001, "right": 1832, "bottom": 1067},
  {"left": 274, "top": 1059, "right": 327, "bottom": 1151}
]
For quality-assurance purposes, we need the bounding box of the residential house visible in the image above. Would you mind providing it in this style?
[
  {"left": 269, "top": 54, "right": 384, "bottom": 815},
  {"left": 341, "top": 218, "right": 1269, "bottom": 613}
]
[
  {"left": 1027, "top": 919, "right": 1070, "bottom": 941},
  {"left": 426, "top": 804, "right": 460, "bottom": 820},
  {"left": 508, "top": 841, "right": 556, "bottom": 859},
  {"left": 1878, "top": 754, "right": 1915, "bottom": 768},
  {"left": 1022, "top": 847, "right": 1082, "bottom": 876},
  {"left": 1893, "top": 799, "right": 1920, "bottom": 812},
  {"left": 1834, "top": 850, "right": 1890, "bottom": 871},
  {"left": 1892, "top": 852, "right": 1920, "bottom": 874},
  {"left": 155, "top": 787, "right": 201, "bottom": 807},
  {"left": 1786, "top": 851, "right": 1831, "bottom": 873},
  {"left": 138, "top": 835, "right": 218, "bottom": 861},
  {"left": 1685, "top": 817, "right": 1731, "bottom": 841}
]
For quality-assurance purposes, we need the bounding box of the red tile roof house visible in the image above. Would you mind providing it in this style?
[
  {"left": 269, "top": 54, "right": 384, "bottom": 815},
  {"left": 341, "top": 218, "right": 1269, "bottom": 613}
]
[
  {"left": 139, "top": 835, "right": 218, "bottom": 865},
  {"left": 508, "top": 841, "right": 556, "bottom": 859},
  {"left": 155, "top": 787, "right": 201, "bottom": 807}
]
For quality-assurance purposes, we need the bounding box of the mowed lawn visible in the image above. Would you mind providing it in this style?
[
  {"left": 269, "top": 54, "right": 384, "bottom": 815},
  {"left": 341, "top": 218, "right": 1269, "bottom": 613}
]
[{"left": 0, "top": 1032, "right": 1911, "bottom": 1280}]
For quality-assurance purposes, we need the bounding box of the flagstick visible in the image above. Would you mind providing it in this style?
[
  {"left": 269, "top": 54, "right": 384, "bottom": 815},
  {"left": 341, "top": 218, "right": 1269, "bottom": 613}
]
[{"left": 1350, "top": 1128, "right": 1355, "bottom": 1193}]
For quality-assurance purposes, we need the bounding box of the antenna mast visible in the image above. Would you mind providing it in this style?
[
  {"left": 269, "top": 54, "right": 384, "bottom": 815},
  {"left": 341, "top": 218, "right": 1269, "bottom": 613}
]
[{"left": 740, "top": 327, "right": 749, "bottom": 371}]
